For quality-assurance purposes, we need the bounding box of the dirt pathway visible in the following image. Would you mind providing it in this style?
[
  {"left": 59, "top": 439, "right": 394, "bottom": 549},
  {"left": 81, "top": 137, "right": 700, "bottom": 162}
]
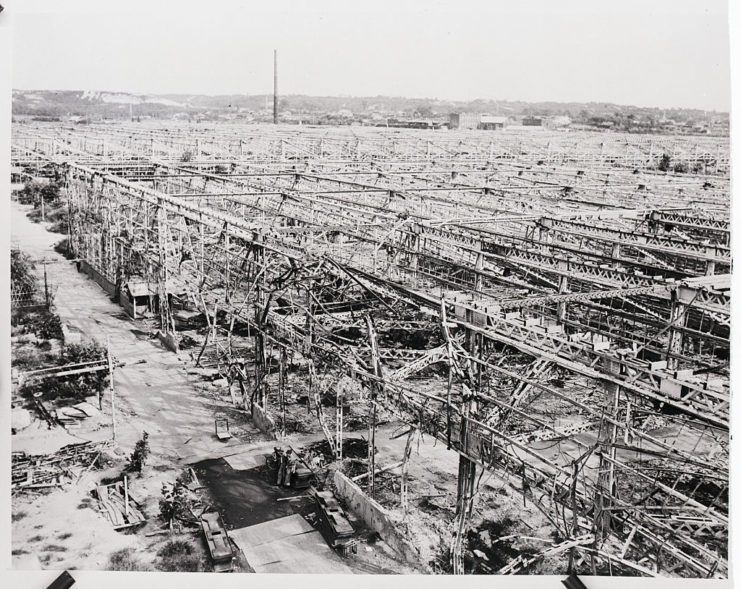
[
  {"left": 11, "top": 201, "right": 265, "bottom": 464},
  {"left": 11, "top": 201, "right": 270, "bottom": 570}
]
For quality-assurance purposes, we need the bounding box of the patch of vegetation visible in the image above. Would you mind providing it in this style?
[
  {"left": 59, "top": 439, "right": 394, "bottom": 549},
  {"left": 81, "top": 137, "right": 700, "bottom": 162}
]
[
  {"left": 54, "top": 238, "right": 74, "bottom": 258},
  {"left": 28, "top": 535, "right": 45, "bottom": 542},
  {"left": 18, "top": 340, "right": 108, "bottom": 403},
  {"left": 657, "top": 153, "right": 672, "bottom": 172},
  {"left": 37, "top": 340, "right": 53, "bottom": 351},
  {"left": 11, "top": 511, "right": 27, "bottom": 522},
  {"left": 128, "top": 431, "right": 151, "bottom": 473},
  {"left": 57, "top": 532, "right": 73, "bottom": 540},
  {"left": 276, "top": 414, "right": 312, "bottom": 434},
  {"left": 107, "top": 548, "right": 152, "bottom": 571},
  {"left": 18, "top": 180, "right": 62, "bottom": 206},
  {"left": 42, "top": 544, "right": 69, "bottom": 553},
  {"left": 155, "top": 539, "right": 202, "bottom": 572},
  {"left": 306, "top": 437, "right": 369, "bottom": 462},
  {"left": 18, "top": 179, "right": 69, "bottom": 232},
  {"left": 178, "top": 334, "right": 199, "bottom": 349},
  {"left": 14, "top": 309, "right": 64, "bottom": 341},
  {"left": 11, "top": 249, "right": 36, "bottom": 294},
  {"left": 159, "top": 473, "right": 196, "bottom": 528},
  {"left": 28, "top": 203, "right": 69, "bottom": 234},
  {"left": 464, "top": 517, "right": 523, "bottom": 573},
  {"left": 11, "top": 347, "right": 47, "bottom": 371}
]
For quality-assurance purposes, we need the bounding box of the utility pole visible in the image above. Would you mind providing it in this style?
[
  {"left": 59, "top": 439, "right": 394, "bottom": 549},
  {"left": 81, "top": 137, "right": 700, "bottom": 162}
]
[
  {"left": 273, "top": 49, "right": 278, "bottom": 124},
  {"left": 365, "top": 315, "right": 383, "bottom": 499},
  {"left": 43, "top": 261, "right": 49, "bottom": 307},
  {"left": 107, "top": 336, "right": 117, "bottom": 441}
]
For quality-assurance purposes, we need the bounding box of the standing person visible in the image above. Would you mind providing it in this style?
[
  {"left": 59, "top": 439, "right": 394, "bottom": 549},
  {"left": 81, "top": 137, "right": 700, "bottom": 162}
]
[
  {"left": 283, "top": 449, "right": 295, "bottom": 487},
  {"left": 275, "top": 448, "right": 286, "bottom": 486}
]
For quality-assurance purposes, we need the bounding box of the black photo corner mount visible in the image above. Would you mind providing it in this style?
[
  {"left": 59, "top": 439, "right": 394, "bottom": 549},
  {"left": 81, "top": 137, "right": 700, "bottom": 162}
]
[
  {"left": 562, "top": 573, "right": 588, "bottom": 589},
  {"left": 46, "top": 570, "right": 75, "bottom": 589}
]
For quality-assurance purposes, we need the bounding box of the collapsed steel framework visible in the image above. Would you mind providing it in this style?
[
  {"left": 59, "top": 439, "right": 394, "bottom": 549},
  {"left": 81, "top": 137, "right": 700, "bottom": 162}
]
[{"left": 12, "top": 122, "right": 730, "bottom": 576}]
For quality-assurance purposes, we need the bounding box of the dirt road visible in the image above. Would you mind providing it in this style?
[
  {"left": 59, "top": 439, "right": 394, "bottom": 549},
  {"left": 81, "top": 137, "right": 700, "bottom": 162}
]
[
  {"left": 11, "top": 201, "right": 265, "bottom": 463},
  {"left": 11, "top": 201, "right": 268, "bottom": 570}
]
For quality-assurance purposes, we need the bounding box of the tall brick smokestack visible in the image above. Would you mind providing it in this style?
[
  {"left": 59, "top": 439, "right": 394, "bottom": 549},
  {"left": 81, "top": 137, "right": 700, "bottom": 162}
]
[{"left": 273, "top": 49, "right": 278, "bottom": 124}]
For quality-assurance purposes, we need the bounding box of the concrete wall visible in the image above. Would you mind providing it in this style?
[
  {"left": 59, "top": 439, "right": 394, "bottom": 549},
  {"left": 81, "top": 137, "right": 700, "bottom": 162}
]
[
  {"left": 333, "top": 471, "right": 428, "bottom": 570},
  {"left": 120, "top": 294, "right": 136, "bottom": 319},
  {"left": 251, "top": 403, "right": 277, "bottom": 439},
  {"left": 79, "top": 260, "right": 117, "bottom": 298},
  {"left": 157, "top": 330, "right": 179, "bottom": 353}
]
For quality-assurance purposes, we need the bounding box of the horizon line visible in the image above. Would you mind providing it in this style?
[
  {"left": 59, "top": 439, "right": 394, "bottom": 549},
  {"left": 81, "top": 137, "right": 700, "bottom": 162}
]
[{"left": 11, "top": 87, "right": 729, "bottom": 114}]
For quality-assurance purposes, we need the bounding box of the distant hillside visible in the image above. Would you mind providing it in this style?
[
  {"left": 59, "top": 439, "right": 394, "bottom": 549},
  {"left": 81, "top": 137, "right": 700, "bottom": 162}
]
[{"left": 11, "top": 89, "right": 729, "bottom": 133}]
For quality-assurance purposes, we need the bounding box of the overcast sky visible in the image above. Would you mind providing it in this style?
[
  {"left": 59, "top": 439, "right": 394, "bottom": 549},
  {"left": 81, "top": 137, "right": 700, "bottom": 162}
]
[{"left": 10, "top": 0, "right": 731, "bottom": 111}]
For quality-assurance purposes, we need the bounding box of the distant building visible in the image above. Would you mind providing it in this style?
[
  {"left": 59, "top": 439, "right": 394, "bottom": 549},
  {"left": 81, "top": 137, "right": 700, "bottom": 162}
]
[
  {"left": 546, "top": 115, "right": 571, "bottom": 128},
  {"left": 449, "top": 112, "right": 480, "bottom": 130},
  {"left": 386, "top": 118, "right": 438, "bottom": 129},
  {"left": 522, "top": 116, "right": 544, "bottom": 127},
  {"left": 449, "top": 113, "right": 507, "bottom": 130},
  {"left": 479, "top": 115, "right": 507, "bottom": 130}
]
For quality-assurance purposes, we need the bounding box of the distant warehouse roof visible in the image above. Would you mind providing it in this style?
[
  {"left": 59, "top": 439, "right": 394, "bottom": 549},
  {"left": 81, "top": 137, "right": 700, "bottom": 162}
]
[{"left": 479, "top": 115, "right": 507, "bottom": 124}]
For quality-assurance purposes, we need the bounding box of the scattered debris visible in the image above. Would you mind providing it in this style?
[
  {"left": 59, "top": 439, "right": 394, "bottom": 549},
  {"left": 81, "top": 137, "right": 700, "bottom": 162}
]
[
  {"left": 95, "top": 477, "right": 146, "bottom": 530},
  {"left": 12, "top": 440, "right": 111, "bottom": 491}
]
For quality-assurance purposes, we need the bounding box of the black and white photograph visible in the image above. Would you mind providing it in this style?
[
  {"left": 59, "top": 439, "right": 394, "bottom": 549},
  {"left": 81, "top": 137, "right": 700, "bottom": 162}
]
[{"left": 1, "top": 0, "right": 736, "bottom": 583}]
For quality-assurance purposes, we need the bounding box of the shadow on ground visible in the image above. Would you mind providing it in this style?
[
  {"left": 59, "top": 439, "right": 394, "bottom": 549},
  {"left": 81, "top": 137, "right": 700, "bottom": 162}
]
[{"left": 193, "top": 458, "right": 312, "bottom": 530}]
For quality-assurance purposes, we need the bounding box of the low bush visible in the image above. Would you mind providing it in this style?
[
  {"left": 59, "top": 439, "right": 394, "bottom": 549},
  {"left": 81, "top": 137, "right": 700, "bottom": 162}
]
[
  {"left": 24, "top": 310, "right": 64, "bottom": 341},
  {"left": 11, "top": 249, "right": 36, "bottom": 294},
  {"left": 54, "top": 238, "right": 76, "bottom": 259},
  {"left": 128, "top": 431, "right": 151, "bottom": 473},
  {"left": 159, "top": 477, "right": 194, "bottom": 527},
  {"left": 107, "top": 548, "right": 152, "bottom": 571},
  {"left": 19, "top": 340, "right": 108, "bottom": 403},
  {"left": 156, "top": 539, "right": 202, "bottom": 572},
  {"left": 18, "top": 180, "right": 63, "bottom": 206}
]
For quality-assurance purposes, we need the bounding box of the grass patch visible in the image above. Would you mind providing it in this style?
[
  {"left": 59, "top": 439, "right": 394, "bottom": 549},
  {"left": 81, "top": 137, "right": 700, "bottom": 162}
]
[
  {"left": 12, "top": 549, "right": 29, "bottom": 556},
  {"left": 107, "top": 548, "right": 152, "bottom": 571},
  {"left": 156, "top": 539, "right": 203, "bottom": 572},
  {"left": 42, "top": 544, "right": 68, "bottom": 553},
  {"left": 13, "top": 309, "right": 64, "bottom": 342},
  {"left": 12, "top": 511, "right": 27, "bottom": 523},
  {"left": 28, "top": 534, "right": 45, "bottom": 542},
  {"left": 57, "top": 532, "right": 73, "bottom": 540}
]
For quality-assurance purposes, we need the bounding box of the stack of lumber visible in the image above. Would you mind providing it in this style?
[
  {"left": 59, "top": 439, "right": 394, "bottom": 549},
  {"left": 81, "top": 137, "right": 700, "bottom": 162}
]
[{"left": 95, "top": 480, "right": 146, "bottom": 530}]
